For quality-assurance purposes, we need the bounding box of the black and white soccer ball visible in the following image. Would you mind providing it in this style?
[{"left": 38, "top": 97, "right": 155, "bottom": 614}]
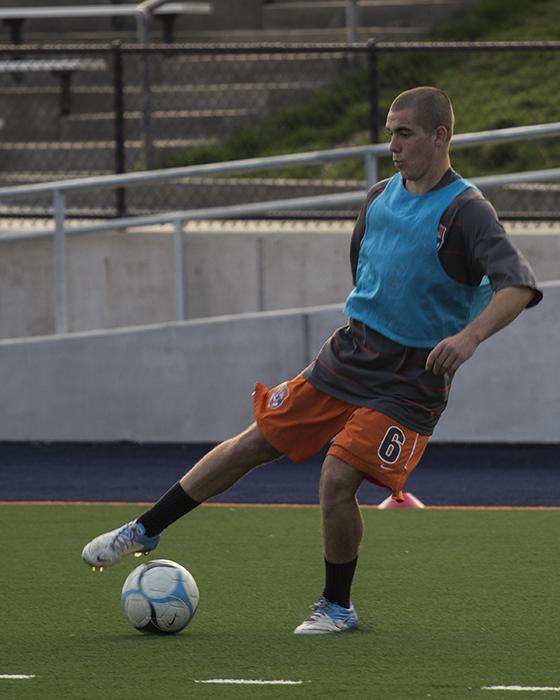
[{"left": 121, "top": 559, "right": 199, "bottom": 634}]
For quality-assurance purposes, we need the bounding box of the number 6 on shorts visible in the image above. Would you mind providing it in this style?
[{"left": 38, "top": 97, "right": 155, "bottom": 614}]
[{"left": 377, "top": 426, "right": 406, "bottom": 464}]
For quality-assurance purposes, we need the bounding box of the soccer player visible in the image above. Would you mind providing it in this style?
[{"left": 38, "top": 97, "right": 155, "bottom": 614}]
[{"left": 83, "top": 86, "right": 542, "bottom": 634}]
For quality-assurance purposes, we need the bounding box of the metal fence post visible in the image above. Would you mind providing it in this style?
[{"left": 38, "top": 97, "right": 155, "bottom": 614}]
[
  {"left": 346, "top": 0, "right": 359, "bottom": 44},
  {"left": 174, "top": 219, "right": 186, "bottom": 321},
  {"left": 345, "top": 0, "right": 359, "bottom": 67},
  {"left": 364, "top": 151, "right": 378, "bottom": 187},
  {"left": 136, "top": 11, "right": 156, "bottom": 170},
  {"left": 367, "top": 39, "right": 380, "bottom": 144},
  {"left": 112, "top": 40, "right": 127, "bottom": 216},
  {"left": 53, "top": 190, "right": 68, "bottom": 334}
]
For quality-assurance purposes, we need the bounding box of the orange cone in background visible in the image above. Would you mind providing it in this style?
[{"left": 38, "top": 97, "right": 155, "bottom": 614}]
[{"left": 378, "top": 492, "right": 425, "bottom": 509}]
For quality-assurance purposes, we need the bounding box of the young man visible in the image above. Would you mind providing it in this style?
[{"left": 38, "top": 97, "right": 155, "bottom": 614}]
[{"left": 82, "top": 87, "right": 541, "bottom": 634}]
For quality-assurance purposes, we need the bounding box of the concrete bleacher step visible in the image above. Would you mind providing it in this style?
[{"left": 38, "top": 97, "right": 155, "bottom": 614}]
[
  {"left": 9, "top": 24, "right": 429, "bottom": 45},
  {"left": 478, "top": 184, "right": 560, "bottom": 219},
  {"left": 4, "top": 103, "right": 324, "bottom": 144},
  {"left": 0, "top": 52, "right": 349, "bottom": 90},
  {"left": 0, "top": 174, "right": 363, "bottom": 218},
  {"left": 170, "top": 25, "right": 428, "bottom": 42},
  {"left": 262, "top": 0, "right": 475, "bottom": 31},
  {"left": 0, "top": 138, "right": 215, "bottom": 172},
  {"left": 124, "top": 176, "right": 363, "bottom": 210},
  {"left": 59, "top": 108, "right": 261, "bottom": 141},
  {"left": 141, "top": 52, "right": 350, "bottom": 86},
  {"left": 0, "top": 80, "right": 322, "bottom": 116}
]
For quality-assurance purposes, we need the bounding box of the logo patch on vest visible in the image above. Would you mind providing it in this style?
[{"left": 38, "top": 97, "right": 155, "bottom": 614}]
[{"left": 268, "top": 382, "right": 289, "bottom": 409}]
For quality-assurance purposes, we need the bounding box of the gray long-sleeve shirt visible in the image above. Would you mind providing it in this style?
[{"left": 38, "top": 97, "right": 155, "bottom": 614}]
[{"left": 303, "top": 169, "right": 542, "bottom": 435}]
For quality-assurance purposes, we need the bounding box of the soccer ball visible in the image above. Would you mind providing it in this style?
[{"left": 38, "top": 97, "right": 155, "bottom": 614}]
[{"left": 121, "top": 559, "right": 199, "bottom": 634}]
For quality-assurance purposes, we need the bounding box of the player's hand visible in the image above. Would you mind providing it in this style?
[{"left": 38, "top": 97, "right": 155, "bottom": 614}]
[{"left": 425, "top": 331, "right": 479, "bottom": 376}]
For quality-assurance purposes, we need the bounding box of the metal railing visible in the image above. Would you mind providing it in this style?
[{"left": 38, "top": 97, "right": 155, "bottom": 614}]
[
  {"left": 0, "top": 3, "right": 212, "bottom": 43},
  {"left": 0, "top": 121, "right": 559, "bottom": 334},
  {"left": 134, "top": 0, "right": 211, "bottom": 167}
]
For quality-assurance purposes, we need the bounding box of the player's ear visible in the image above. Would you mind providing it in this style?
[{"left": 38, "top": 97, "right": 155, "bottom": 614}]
[{"left": 434, "top": 125, "right": 449, "bottom": 147}]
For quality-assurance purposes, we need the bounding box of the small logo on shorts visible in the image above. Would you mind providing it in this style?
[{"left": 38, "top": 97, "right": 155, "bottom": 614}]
[{"left": 268, "top": 382, "right": 289, "bottom": 409}]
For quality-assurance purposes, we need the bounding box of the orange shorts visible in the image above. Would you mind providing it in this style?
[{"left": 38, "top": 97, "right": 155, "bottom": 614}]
[{"left": 253, "top": 374, "right": 429, "bottom": 501}]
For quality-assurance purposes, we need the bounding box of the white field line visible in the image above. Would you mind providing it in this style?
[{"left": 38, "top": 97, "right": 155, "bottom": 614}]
[
  {"left": 194, "top": 679, "right": 304, "bottom": 685},
  {"left": 0, "top": 675, "right": 35, "bottom": 679},
  {"left": 483, "top": 687, "right": 560, "bottom": 692}
]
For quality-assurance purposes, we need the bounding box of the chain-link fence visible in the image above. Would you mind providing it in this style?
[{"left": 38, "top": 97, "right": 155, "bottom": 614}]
[{"left": 0, "top": 41, "right": 559, "bottom": 220}]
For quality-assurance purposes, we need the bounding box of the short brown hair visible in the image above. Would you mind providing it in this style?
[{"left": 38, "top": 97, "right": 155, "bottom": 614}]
[{"left": 390, "top": 87, "right": 455, "bottom": 141}]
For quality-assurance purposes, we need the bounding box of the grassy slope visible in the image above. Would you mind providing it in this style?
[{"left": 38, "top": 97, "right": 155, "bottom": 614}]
[
  {"left": 162, "top": 0, "right": 560, "bottom": 180},
  {"left": 3, "top": 504, "right": 560, "bottom": 699}
]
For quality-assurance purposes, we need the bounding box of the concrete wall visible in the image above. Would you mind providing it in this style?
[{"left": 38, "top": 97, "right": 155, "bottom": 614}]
[
  {"left": 433, "top": 280, "right": 560, "bottom": 442},
  {"left": 0, "top": 223, "right": 556, "bottom": 340},
  {"left": 0, "top": 283, "right": 557, "bottom": 444},
  {"left": 0, "top": 305, "right": 342, "bottom": 443}
]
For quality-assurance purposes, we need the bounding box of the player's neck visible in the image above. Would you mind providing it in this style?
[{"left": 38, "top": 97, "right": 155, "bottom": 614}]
[{"left": 405, "top": 158, "right": 451, "bottom": 195}]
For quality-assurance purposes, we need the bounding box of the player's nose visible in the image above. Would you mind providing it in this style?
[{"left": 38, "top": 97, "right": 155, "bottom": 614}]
[{"left": 389, "top": 135, "right": 400, "bottom": 152}]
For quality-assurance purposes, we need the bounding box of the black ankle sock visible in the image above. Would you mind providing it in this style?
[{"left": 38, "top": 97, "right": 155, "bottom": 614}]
[
  {"left": 136, "top": 482, "right": 200, "bottom": 537},
  {"left": 322, "top": 557, "right": 358, "bottom": 609}
]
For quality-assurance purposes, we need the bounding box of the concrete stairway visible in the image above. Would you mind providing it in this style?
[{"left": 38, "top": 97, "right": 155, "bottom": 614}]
[{"left": 0, "top": 0, "right": 479, "bottom": 216}]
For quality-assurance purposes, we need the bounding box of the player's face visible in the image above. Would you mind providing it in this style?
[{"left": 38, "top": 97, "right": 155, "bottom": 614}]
[{"left": 386, "top": 108, "right": 443, "bottom": 188}]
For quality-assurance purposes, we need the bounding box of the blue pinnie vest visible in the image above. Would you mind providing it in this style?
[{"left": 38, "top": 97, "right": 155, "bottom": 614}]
[{"left": 344, "top": 173, "right": 492, "bottom": 348}]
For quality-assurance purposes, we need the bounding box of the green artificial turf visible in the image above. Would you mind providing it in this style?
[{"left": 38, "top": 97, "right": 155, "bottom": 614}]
[{"left": 2, "top": 505, "right": 559, "bottom": 699}]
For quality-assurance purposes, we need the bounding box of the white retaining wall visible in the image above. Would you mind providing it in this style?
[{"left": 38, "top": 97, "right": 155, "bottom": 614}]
[
  {"left": 0, "top": 223, "right": 556, "bottom": 339},
  {"left": 0, "top": 282, "right": 557, "bottom": 444}
]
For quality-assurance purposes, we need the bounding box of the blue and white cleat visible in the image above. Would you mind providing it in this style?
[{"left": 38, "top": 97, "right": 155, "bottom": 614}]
[
  {"left": 294, "top": 596, "right": 359, "bottom": 634},
  {"left": 82, "top": 520, "right": 160, "bottom": 572}
]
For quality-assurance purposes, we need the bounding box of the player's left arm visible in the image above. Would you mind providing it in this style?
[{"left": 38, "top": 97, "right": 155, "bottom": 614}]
[
  {"left": 426, "top": 195, "right": 541, "bottom": 377},
  {"left": 425, "top": 285, "right": 535, "bottom": 376}
]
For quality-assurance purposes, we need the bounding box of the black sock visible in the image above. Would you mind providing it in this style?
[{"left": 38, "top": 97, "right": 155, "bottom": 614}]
[
  {"left": 136, "top": 481, "right": 200, "bottom": 537},
  {"left": 322, "top": 557, "right": 358, "bottom": 609}
]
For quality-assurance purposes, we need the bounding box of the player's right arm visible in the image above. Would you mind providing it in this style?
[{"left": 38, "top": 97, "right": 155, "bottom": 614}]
[
  {"left": 426, "top": 195, "right": 541, "bottom": 376},
  {"left": 425, "top": 285, "right": 536, "bottom": 376}
]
